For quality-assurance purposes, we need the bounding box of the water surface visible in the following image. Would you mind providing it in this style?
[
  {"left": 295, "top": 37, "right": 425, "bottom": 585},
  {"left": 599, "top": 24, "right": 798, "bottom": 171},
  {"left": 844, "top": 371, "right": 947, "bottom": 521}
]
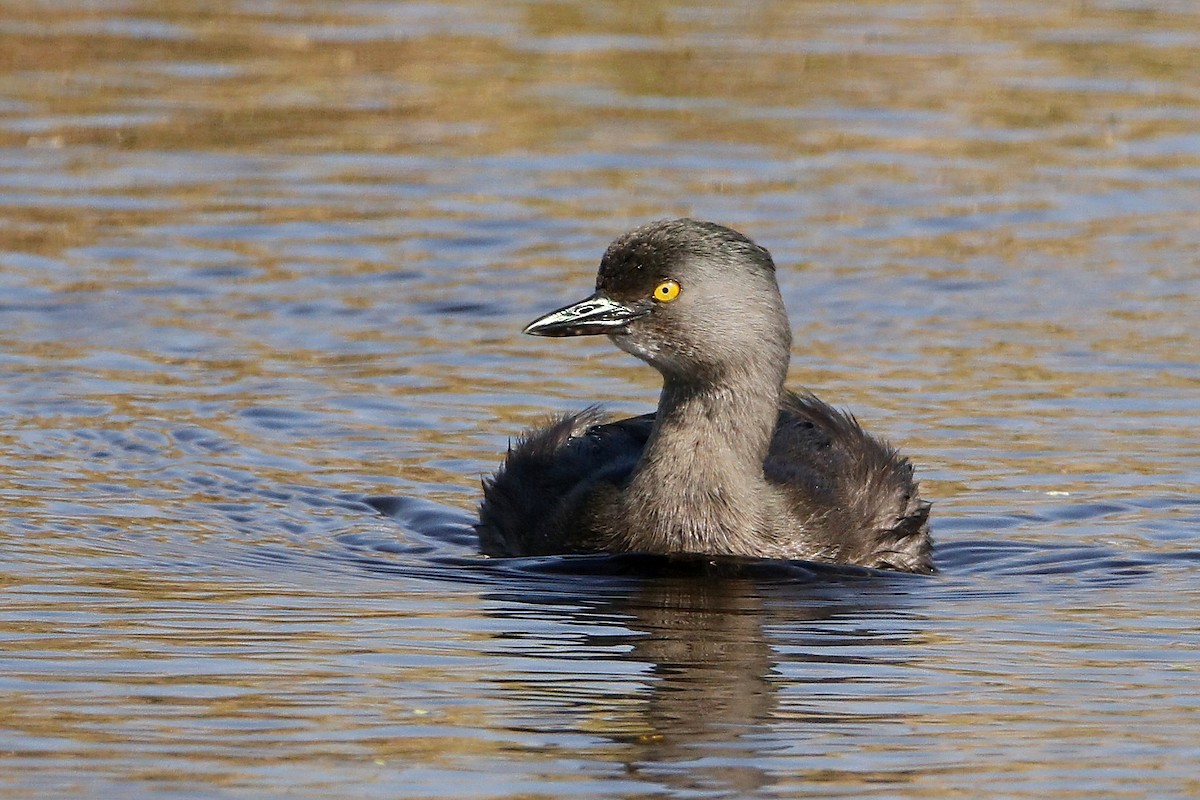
[{"left": 1, "top": 2, "right": 1198, "bottom": 798}]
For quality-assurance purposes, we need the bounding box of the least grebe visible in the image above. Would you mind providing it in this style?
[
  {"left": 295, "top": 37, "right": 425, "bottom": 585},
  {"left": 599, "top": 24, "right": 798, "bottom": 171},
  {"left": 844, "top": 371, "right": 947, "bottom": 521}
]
[{"left": 478, "top": 219, "right": 933, "bottom": 573}]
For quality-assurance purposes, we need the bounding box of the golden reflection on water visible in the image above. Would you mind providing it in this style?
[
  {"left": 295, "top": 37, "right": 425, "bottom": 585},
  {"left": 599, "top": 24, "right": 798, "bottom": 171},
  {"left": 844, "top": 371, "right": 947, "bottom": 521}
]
[
  {"left": 0, "top": 3, "right": 1193, "bottom": 525},
  {"left": 0, "top": 1, "right": 1198, "bottom": 798}
]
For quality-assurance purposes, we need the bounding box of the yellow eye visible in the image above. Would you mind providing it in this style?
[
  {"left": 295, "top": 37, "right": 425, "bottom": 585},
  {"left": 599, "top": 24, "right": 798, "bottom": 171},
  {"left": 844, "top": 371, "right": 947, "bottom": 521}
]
[{"left": 653, "top": 279, "right": 681, "bottom": 303}]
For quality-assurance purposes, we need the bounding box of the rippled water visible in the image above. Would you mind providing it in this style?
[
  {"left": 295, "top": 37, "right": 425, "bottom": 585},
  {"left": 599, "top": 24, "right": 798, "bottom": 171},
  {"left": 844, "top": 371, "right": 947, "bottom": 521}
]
[{"left": 2, "top": 2, "right": 1198, "bottom": 798}]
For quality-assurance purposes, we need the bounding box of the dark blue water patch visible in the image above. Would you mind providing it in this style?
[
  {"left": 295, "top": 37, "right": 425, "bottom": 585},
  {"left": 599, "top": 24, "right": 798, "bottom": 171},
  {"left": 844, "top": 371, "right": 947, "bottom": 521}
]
[
  {"left": 171, "top": 425, "right": 237, "bottom": 454},
  {"left": 441, "top": 232, "right": 514, "bottom": 251},
  {"left": 919, "top": 277, "right": 995, "bottom": 293},
  {"left": 0, "top": 299, "right": 75, "bottom": 314},
  {"left": 189, "top": 265, "right": 259, "bottom": 280},
  {"left": 1014, "top": 546, "right": 1157, "bottom": 578},
  {"left": 1158, "top": 549, "right": 1200, "bottom": 567},
  {"left": 417, "top": 299, "right": 507, "bottom": 317},
  {"left": 376, "top": 268, "right": 421, "bottom": 282},
  {"left": 1136, "top": 493, "right": 1200, "bottom": 511},
  {"left": 935, "top": 538, "right": 1172, "bottom": 585},
  {"left": 1044, "top": 501, "right": 1135, "bottom": 522},
  {"left": 932, "top": 511, "right": 1042, "bottom": 533},
  {"left": 360, "top": 494, "right": 479, "bottom": 548},
  {"left": 933, "top": 497, "right": 1172, "bottom": 534},
  {"left": 237, "top": 405, "right": 327, "bottom": 431}
]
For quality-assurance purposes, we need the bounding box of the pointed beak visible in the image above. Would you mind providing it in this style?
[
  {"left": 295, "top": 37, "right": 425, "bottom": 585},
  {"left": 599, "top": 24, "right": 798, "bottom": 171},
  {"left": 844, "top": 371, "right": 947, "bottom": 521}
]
[{"left": 523, "top": 293, "right": 652, "bottom": 337}]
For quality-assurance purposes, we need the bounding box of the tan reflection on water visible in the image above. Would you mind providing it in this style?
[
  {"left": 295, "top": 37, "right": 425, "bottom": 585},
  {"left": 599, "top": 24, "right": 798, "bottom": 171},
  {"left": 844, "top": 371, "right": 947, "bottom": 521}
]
[{"left": 1, "top": 1, "right": 1198, "bottom": 798}]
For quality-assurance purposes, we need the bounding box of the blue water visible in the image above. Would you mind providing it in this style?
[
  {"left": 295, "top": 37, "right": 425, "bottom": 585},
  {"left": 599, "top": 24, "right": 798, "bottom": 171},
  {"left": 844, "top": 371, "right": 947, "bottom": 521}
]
[{"left": 1, "top": 1, "right": 1198, "bottom": 798}]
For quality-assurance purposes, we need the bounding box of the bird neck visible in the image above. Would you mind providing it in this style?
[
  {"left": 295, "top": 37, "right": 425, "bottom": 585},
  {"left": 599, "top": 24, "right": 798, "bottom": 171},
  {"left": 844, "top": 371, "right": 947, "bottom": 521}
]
[
  {"left": 620, "top": 361, "right": 786, "bottom": 555},
  {"left": 654, "top": 372, "right": 782, "bottom": 467}
]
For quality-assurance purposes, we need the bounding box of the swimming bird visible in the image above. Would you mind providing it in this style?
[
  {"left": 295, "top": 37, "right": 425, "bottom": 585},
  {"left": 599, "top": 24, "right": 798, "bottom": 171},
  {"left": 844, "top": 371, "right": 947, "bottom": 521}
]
[{"left": 477, "top": 219, "right": 933, "bottom": 573}]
